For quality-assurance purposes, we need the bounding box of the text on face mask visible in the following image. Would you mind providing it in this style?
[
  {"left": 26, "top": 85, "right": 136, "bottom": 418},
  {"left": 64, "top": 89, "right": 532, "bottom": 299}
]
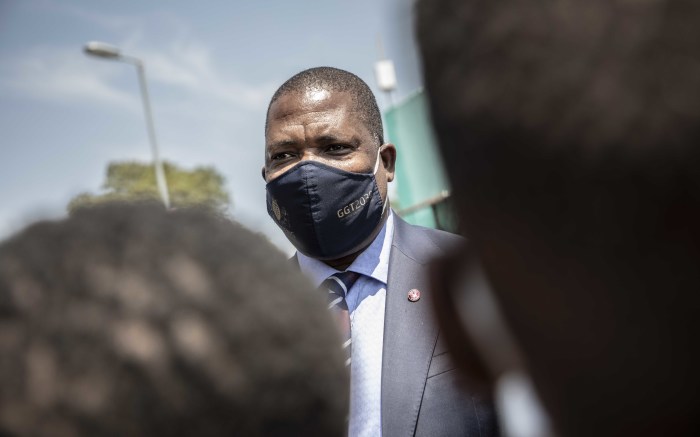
[{"left": 337, "top": 189, "right": 373, "bottom": 218}]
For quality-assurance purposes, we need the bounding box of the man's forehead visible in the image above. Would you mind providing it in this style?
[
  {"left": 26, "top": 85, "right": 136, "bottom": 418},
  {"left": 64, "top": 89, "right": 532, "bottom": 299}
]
[
  {"left": 306, "top": 87, "right": 332, "bottom": 103},
  {"left": 269, "top": 87, "right": 356, "bottom": 116},
  {"left": 265, "top": 91, "right": 371, "bottom": 141}
]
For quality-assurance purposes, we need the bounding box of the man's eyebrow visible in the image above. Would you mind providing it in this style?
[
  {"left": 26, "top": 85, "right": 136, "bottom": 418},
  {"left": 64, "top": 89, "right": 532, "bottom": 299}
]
[
  {"left": 315, "top": 135, "right": 360, "bottom": 146},
  {"left": 267, "top": 139, "right": 297, "bottom": 150},
  {"left": 267, "top": 135, "right": 361, "bottom": 150}
]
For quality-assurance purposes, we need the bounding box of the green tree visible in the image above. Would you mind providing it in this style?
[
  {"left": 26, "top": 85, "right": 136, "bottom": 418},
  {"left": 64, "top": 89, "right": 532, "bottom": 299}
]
[{"left": 68, "top": 161, "right": 231, "bottom": 213}]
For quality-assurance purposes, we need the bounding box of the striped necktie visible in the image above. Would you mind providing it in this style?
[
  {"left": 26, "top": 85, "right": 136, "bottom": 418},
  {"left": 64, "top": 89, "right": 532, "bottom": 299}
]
[{"left": 322, "top": 271, "right": 359, "bottom": 367}]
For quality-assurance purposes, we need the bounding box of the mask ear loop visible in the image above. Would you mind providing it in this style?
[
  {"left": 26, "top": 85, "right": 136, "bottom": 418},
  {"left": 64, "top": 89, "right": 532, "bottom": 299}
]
[
  {"left": 373, "top": 146, "right": 390, "bottom": 214},
  {"left": 373, "top": 146, "right": 383, "bottom": 174}
]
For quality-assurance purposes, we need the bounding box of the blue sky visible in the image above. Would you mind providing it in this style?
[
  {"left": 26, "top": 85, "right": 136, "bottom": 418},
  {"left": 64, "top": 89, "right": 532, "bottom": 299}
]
[{"left": 0, "top": 0, "right": 423, "bottom": 252}]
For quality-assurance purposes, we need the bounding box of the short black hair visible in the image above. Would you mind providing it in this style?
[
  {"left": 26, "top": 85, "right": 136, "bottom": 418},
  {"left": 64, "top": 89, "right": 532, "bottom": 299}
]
[
  {"left": 0, "top": 203, "right": 348, "bottom": 437},
  {"left": 266, "top": 67, "right": 384, "bottom": 146},
  {"left": 416, "top": 0, "right": 700, "bottom": 230},
  {"left": 417, "top": 1, "right": 700, "bottom": 436}
]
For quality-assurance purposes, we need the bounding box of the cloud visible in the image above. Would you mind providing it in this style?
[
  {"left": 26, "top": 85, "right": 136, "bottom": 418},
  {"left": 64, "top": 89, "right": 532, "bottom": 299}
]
[
  {"left": 0, "top": 41, "right": 274, "bottom": 116},
  {"left": 35, "top": 0, "right": 144, "bottom": 33},
  {"left": 52, "top": 0, "right": 275, "bottom": 110},
  {"left": 133, "top": 41, "right": 276, "bottom": 110},
  {"left": 0, "top": 47, "right": 140, "bottom": 112}
]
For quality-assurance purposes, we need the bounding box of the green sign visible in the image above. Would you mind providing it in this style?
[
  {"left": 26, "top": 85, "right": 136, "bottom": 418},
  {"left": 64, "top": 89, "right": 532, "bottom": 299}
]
[{"left": 384, "top": 91, "right": 454, "bottom": 231}]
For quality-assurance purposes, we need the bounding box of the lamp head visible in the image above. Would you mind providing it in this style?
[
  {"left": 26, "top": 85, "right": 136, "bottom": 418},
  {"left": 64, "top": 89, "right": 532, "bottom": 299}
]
[{"left": 84, "top": 41, "right": 121, "bottom": 59}]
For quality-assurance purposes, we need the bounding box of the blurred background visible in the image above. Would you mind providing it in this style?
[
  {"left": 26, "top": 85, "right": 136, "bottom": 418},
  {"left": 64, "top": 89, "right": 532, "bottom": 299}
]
[{"left": 0, "top": 0, "right": 451, "bottom": 252}]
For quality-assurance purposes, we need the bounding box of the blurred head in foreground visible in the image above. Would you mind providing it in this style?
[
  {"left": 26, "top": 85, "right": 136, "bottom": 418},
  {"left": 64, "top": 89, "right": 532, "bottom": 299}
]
[
  {"left": 416, "top": 0, "right": 700, "bottom": 436},
  {"left": 0, "top": 203, "right": 348, "bottom": 437}
]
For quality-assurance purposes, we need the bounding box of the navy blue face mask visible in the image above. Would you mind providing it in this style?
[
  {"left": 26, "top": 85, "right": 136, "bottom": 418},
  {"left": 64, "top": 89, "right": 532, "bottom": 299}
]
[{"left": 266, "top": 150, "right": 388, "bottom": 260}]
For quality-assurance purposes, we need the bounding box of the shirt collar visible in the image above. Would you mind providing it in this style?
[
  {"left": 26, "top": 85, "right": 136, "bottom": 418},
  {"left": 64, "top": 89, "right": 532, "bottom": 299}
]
[{"left": 298, "top": 211, "right": 395, "bottom": 288}]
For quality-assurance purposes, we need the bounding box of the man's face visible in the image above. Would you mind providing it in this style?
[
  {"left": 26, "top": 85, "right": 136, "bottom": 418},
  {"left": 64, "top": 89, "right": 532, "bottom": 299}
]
[{"left": 263, "top": 88, "right": 394, "bottom": 203}]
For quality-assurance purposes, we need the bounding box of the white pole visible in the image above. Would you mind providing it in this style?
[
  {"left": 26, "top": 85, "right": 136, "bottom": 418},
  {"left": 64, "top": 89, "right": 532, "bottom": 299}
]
[
  {"left": 84, "top": 42, "right": 171, "bottom": 209},
  {"left": 133, "top": 60, "right": 170, "bottom": 209}
]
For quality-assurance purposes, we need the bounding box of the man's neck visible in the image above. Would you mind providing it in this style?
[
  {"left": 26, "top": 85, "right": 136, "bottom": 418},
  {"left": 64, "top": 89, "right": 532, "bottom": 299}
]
[{"left": 324, "top": 253, "right": 359, "bottom": 271}]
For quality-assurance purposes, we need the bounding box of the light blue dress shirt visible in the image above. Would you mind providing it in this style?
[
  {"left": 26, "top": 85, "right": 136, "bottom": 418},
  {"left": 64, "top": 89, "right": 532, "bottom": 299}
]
[{"left": 298, "top": 211, "right": 395, "bottom": 437}]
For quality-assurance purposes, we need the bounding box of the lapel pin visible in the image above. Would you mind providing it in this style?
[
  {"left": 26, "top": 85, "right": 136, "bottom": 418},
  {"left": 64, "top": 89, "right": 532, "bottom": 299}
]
[{"left": 408, "top": 288, "right": 421, "bottom": 302}]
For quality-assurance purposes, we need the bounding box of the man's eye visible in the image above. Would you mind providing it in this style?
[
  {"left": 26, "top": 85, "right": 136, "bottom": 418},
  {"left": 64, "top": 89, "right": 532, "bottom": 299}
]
[
  {"left": 326, "top": 144, "right": 351, "bottom": 153},
  {"left": 271, "top": 152, "right": 294, "bottom": 161}
]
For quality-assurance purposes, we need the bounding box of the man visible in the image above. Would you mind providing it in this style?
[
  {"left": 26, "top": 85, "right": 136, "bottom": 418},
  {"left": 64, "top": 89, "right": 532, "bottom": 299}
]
[
  {"left": 263, "top": 67, "right": 498, "bottom": 437},
  {"left": 416, "top": 0, "right": 700, "bottom": 436},
  {"left": 0, "top": 203, "right": 348, "bottom": 436}
]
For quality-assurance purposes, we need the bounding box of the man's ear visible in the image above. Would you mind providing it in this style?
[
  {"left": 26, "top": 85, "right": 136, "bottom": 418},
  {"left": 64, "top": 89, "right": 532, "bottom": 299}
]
[
  {"left": 261, "top": 166, "right": 267, "bottom": 182},
  {"left": 380, "top": 144, "right": 397, "bottom": 182}
]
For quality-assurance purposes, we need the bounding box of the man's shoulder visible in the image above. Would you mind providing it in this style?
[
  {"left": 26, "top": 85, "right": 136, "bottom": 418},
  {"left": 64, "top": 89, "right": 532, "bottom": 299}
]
[
  {"left": 392, "top": 214, "right": 465, "bottom": 262},
  {"left": 411, "top": 223, "right": 463, "bottom": 248}
]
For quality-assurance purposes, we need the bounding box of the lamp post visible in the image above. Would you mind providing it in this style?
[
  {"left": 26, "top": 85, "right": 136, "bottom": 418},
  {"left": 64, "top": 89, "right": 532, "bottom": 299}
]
[{"left": 83, "top": 41, "right": 171, "bottom": 209}]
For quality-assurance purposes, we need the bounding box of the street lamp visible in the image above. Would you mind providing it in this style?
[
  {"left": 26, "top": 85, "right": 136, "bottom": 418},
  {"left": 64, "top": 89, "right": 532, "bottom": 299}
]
[
  {"left": 84, "top": 41, "right": 171, "bottom": 209},
  {"left": 374, "top": 36, "right": 397, "bottom": 108}
]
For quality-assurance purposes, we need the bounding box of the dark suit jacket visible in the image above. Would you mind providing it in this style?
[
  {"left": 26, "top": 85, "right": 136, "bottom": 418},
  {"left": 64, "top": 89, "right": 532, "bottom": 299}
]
[
  {"left": 381, "top": 216, "right": 498, "bottom": 437},
  {"left": 292, "top": 214, "right": 498, "bottom": 436}
]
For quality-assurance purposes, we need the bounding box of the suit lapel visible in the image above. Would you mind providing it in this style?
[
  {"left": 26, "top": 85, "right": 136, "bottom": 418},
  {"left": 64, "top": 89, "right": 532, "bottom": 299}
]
[{"left": 381, "top": 217, "right": 440, "bottom": 437}]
